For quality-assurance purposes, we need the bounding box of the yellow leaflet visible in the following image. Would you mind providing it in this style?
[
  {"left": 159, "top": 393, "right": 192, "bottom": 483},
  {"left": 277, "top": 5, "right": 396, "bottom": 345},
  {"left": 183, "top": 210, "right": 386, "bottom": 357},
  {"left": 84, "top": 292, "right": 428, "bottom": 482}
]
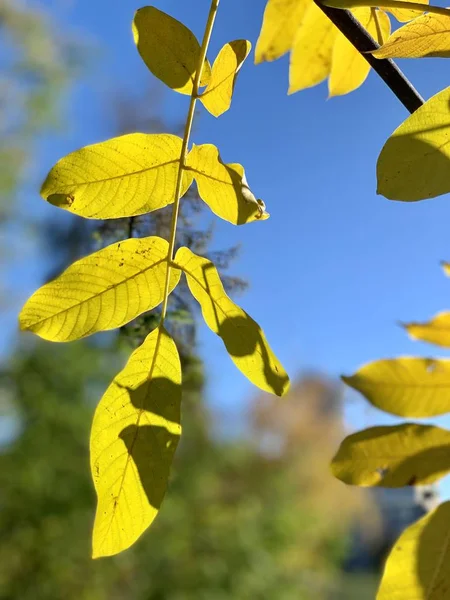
[
  {"left": 343, "top": 357, "right": 450, "bottom": 417},
  {"left": 255, "top": 0, "right": 311, "bottom": 64},
  {"left": 329, "top": 9, "right": 390, "bottom": 97},
  {"left": 200, "top": 40, "right": 251, "bottom": 117},
  {"left": 132, "top": 6, "right": 211, "bottom": 95},
  {"left": 377, "top": 87, "right": 450, "bottom": 201},
  {"left": 19, "top": 237, "right": 180, "bottom": 342},
  {"left": 374, "top": 12, "right": 450, "bottom": 58},
  {"left": 186, "top": 144, "right": 268, "bottom": 225},
  {"left": 381, "top": 0, "right": 429, "bottom": 23},
  {"left": 289, "top": 2, "right": 337, "bottom": 94},
  {"left": 331, "top": 423, "right": 450, "bottom": 487},
  {"left": 377, "top": 502, "right": 450, "bottom": 599},
  {"left": 91, "top": 326, "right": 181, "bottom": 557},
  {"left": 175, "top": 247, "right": 289, "bottom": 396},
  {"left": 404, "top": 312, "right": 450, "bottom": 347},
  {"left": 41, "top": 133, "right": 193, "bottom": 219}
]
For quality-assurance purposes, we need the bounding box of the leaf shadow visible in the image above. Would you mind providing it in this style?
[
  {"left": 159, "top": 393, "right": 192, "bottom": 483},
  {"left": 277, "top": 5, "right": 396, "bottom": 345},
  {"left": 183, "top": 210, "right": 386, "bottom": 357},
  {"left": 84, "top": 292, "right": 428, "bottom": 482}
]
[
  {"left": 379, "top": 133, "right": 450, "bottom": 201},
  {"left": 342, "top": 426, "right": 450, "bottom": 487},
  {"left": 116, "top": 376, "right": 181, "bottom": 511},
  {"left": 416, "top": 501, "right": 450, "bottom": 597},
  {"left": 200, "top": 262, "right": 288, "bottom": 396}
]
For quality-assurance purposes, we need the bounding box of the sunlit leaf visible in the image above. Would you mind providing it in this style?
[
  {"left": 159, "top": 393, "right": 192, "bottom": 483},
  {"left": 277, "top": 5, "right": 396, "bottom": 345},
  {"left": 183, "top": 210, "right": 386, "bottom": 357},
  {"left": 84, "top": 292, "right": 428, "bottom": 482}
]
[
  {"left": 377, "top": 501, "right": 450, "bottom": 599},
  {"left": 289, "top": 2, "right": 337, "bottom": 94},
  {"left": 19, "top": 237, "right": 180, "bottom": 342},
  {"left": 255, "top": 0, "right": 311, "bottom": 64},
  {"left": 91, "top": 326, "right": 181, "bottom": 557},
  {"left": 329, "top": 9, "right": 390, "bottom": 97},
  {"left": 404, "top": 312, "right": 450, "bottom": 348},
  {"left": 377, "top": 87, "right": 450, "bottom": 201},
  {"left": 381, "top": 0, "right": 429, "bottom": 23},
  {"left": 132, "top": 6, "right": 211, "bottom": 94},
  {"left": 343, "top": 357, "right": 450, "bottom": 417},
  {"left": 374, "top": 12, "right": 450, "bottom": 58},
  {"left": 200, "top": 40, "right": 251, "bottom": 117},
  {"left": 41, "top": 133, "right": 193, "bottom": 219},
  {"left": 175, "top": 247, "right": 289, "bottom": 396},
  {"left": 186, "top": 144, "right": 268, "bottom": 225},
  {"left": 331, "top": 423, "right": 450, "bottom": 486}
]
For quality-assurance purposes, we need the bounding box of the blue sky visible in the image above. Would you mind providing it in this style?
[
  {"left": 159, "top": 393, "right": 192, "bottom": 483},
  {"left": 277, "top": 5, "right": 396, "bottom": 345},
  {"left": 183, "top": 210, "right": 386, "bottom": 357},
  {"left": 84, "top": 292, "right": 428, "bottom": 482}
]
[{"left": 13, "top": 1, "right": 450, "bottom": 484}]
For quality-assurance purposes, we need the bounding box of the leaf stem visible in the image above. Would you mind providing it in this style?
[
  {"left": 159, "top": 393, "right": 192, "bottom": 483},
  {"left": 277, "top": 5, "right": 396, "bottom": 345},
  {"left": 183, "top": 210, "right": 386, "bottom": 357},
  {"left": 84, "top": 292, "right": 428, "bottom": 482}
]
[
  {"left": 160, "top": 0, "right": 220, "bottom": 323},
  {"left": 371, "top": 8, "right": 383, "bottom": 46},
  {"left": 314, "top": 0, "right": 424, "bottom": 113}
]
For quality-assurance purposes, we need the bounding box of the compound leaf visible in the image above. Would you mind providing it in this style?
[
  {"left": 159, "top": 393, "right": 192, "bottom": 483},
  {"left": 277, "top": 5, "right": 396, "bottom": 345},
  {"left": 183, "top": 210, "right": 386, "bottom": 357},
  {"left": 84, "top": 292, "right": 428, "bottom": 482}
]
[
  {"left": 186, "top": 144, "right": 268, "bottom": 225},
  {"left": 132, "top": 6, "right": 211, "bottom": 94},
  {"left": 331, "top": 423, "right": 450, "bottom": 487},
  {"left": 41, "top": 133, "right": 193, "bottom": 219},
  {"left": 289, "top": 2, "right": 337, "bottom": 94},
  {"left": 329, "top": 9, "right": 390, "bottom": 97},
  {"left": 377, "top": 502, "right": 450, "bottom": 599},
  {"left": 91, "top": 326, "right": 181, "bottom": 557},
  {"left": 377, "top": 87, "right": 450, "bottom": 201},
  {"left": 343, "top": 357, "right": 450, "bottom": 417},
  {"left": 19, "top": 237, "right": 180, "bottom": 342},
  {"left": 255, "top": 0, "right": 311, "bottom": 64},
  {"left": 200, "top": 40, "right": 251, "bottom": 117},
  {"left": 175, "top": 247, "right": 289, "bottom": 396},
  {"left": 374, "top": 12, "right": 450, "bottom": 58}
]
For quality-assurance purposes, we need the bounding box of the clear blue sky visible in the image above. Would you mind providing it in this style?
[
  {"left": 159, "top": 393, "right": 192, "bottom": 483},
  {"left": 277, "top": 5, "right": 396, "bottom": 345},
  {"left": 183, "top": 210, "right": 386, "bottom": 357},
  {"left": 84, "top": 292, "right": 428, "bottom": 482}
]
[{"left": 15, "top": 1, "right": 450, "bottom": 468}]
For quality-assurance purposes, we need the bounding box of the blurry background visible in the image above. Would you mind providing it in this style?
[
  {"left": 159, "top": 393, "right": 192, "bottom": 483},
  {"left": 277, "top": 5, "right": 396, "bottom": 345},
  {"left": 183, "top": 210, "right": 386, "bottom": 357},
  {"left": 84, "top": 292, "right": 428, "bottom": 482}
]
[{"left": 0, "top": 0, "right": 447, "bottom": 598}]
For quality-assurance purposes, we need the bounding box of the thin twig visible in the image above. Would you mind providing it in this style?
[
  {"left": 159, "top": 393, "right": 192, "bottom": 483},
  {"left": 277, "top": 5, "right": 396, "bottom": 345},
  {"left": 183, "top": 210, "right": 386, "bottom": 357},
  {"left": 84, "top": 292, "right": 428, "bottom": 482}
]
[{"left": 314, "top": 1, "right": 424, "bottom": 114}]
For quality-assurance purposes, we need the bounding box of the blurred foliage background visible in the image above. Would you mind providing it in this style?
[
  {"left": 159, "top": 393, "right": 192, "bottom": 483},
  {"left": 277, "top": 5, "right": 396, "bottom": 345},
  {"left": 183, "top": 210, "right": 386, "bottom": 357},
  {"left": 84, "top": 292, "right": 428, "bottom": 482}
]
[{"left": 0, "top": 2, "right": 433, "bottom": 598}]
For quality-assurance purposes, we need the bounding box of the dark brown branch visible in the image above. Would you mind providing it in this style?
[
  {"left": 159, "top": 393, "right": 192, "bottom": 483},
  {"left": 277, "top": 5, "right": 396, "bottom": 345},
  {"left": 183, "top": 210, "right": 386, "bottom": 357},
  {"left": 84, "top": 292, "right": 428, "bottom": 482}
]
[{"left": 314, "top": 1, "right": 424, "bottom": 114}]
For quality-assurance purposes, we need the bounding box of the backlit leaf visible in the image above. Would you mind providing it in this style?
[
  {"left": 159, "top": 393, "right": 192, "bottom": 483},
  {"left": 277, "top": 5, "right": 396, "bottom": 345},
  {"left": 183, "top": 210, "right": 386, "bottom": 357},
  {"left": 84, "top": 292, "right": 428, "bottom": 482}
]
[
  {"left": 255, "top": 0, "right": 311, "bottom": 64},
  {"left": 377, "top": 501, "right": 450, "bottom": 599},
  {"left": 200, "top": 40, "right": 251, "bottom": 117},
  {"left": 373, "top": 12, "right": 450, "bottom": 58},
  {"left": 329, "top": 9, "right": 390, "bottom": 97},
  {"left": 289, "top": 2, "right": 337, "bottom": 94},
  {"left": 377, "top": 87, "right": 450, "bottom": 201},
  {"left": 175, "top": 247, "right": 289, "bottom": 396},
  {"left": 404, "top": 312, "right": 450, "bottom": 348},
  {"left": 331, "top": 423, "right": 450, "bottom": 486},
  {"left": 41, "top": 133, "right": 193, "bottom": 219},
  {"left": 19, "top": 237, "right": 180, "bottom": 342},
  {"left": 343, "top": 357, "right": 450, "bottom": 417},
  {"left": 186, "top": 144, "right": 268, "bottom": 225},
  {"left": 91, "top": 326, "right": 181, "bottom": 557},
  {"left": 132, "top": 6, "right": 211, "bottom": 94},
  {"left": 382, "top": 0, "right": 429, "bottom": 23}
]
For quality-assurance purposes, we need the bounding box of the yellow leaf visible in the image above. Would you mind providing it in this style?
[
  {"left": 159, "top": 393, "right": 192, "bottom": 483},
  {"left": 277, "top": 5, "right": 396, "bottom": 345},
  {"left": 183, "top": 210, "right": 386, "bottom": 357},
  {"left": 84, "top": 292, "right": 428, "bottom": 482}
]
[
  {"left": 91, "top": 326, "right": 181, "bottom": 557},
  {"left": 19, "top": 237, "right": 180, "bottom": 342},
  {"left": 132, "top": 6, "right": 211, "bottom": 95},
  {"left": 200, "top": 40, "right": 251, "bottom": 117},
  {"left": 329, "top": 9, "right": 391, "bottom": 97},
  {"left": 186, "top": 144, "right": 268, "bottom": 225},
  {"left": 289, "top": 2, "right": 337, "bottom": 94},
  {"left": 381, "top": 0, "right": 429, "bottom": 23},
  {"left": 331, "top": 424, "right": 450, "bottom": 487},
  {"left": 377, "top": 87, "right": 450, "bottom": 201},
  {"left": 255, "top": 0, "right": 311, "bottom": 64},
  {"left": 175, "top": 247, "right": 289, "bottom": 396},
  {"left": 41, "top": 133, "right": 193, "bottom": 219},
  {"left": 404, "top": 312, "right": 450, "bottom": 348},
  {"left": 377, "top": 501, "right": 450, "bottom": 599},
  {"left": 374, "top": 12, "right": 450, "bottom": 58},
  {"left": 343, "top": 357, "right": 450, "bottom": 417}
]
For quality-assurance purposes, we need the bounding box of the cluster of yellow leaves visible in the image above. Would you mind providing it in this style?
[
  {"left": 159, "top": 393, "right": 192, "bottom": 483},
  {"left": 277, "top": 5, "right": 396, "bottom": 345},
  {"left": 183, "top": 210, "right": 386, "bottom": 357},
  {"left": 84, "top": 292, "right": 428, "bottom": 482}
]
[
  {"left": 335, "top": 260, "right": 450, "bottom": 597},
  {"left": 20, "top": 4, "right": 290, "bottom": 559},
  {"left": 255, "top": 0, "right": 433, "bottom": 97}
]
